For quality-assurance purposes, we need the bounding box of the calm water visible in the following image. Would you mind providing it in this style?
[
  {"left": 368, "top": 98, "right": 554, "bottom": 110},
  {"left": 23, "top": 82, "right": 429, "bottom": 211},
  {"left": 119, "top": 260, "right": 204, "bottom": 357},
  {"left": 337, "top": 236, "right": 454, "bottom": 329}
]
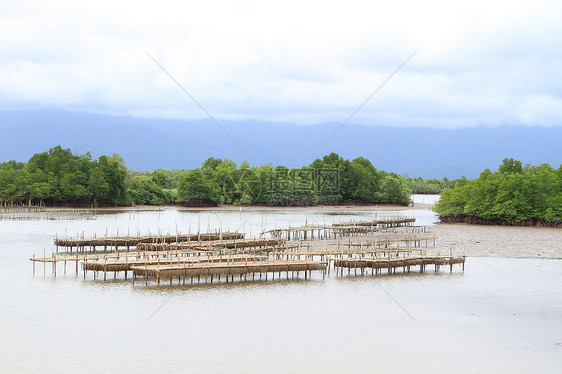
[
  {"left": 411, "top": 193, "right": 440, "bottom": 206},
  {"left": 1, "top": 201, "right": 561, "bottom": 373}
]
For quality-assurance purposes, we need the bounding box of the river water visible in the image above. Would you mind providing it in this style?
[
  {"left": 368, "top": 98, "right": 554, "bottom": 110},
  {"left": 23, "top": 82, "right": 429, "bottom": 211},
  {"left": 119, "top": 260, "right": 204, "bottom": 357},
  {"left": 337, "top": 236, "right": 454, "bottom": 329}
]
[{"left": 0, "top": 198, "right": 560, "bottom": 373}]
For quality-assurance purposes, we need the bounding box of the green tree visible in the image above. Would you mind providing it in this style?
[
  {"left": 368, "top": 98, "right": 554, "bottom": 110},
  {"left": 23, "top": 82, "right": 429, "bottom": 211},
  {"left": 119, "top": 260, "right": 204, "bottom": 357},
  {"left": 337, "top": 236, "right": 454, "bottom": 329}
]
[
  {"left": 346, "top": 157, "right": 380, "bottom": 202},
  {"left": 435, "top": 160, "right": 562, "bottom": 223},
  {"left": 177, "top": 169, "right": 220, "bottom": 206},
  {"left": 127, "top": 175, "right": 173, "bottom": 205},
  {"left": 89, "top": 166, "right": 110, "bottom": 206},
  {"left": 498, "top": 157, "right": 523, "bottom": 174},
  {"left": 151, "top": 169, "right": 174, "bottom": 189},
  {"left": 380, "top": 175, "right": 411, "bottom": 205}
]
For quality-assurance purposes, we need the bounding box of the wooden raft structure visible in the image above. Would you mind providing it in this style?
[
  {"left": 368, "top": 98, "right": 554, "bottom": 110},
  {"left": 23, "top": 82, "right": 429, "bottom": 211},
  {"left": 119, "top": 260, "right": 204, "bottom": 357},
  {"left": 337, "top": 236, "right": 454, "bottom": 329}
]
[
  {"left": 331, "top": 236, "right": 438, "bottom": 250},
  {"left": 30, "top": 218, "right": 465, "bottom": 287},
  {"left": 53, "top": 232, "right": 244, "bottom": 251},
  {"left": 32, "top": 242, "right": 305, "bottom": 265},
  {"left": 331, "top": 217, "right": 416, "bottom": 227},
  {"left": 131, "top": 259, "right": 328, "bottom": 286},
  {"left": 83, "top": 254, "right": 269, "bottom": 274},
  {"left": 333, "top": 251, "right": 465, "bottom": 276},
  {"left": 137, "top": 238, "right": 285, "bottom": 252},
  {"left": 263, "top": 217, "right": 417, "bottom": 240},
  {"left": 281, "top": 247, "right": 426, "bottom": 258},
  {"left": 31, "top": 236, "right": 302, "bottom": 284}
]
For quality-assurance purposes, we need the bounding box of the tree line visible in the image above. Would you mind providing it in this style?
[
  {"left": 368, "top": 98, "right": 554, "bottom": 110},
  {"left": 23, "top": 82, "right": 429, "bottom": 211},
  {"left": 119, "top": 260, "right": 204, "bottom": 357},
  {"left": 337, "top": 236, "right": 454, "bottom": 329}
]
[
  {"left": 0, "top": 146, "right": 428, "bottom": 207},
  {"left": 434, "top": 158, "right": 562, "bottom": 224},
  {"left": 0, "top": 146, "right": 127, "bottom": 206},
  {"left": 406, "top": 177, "right": 455, "bottom": 194}
]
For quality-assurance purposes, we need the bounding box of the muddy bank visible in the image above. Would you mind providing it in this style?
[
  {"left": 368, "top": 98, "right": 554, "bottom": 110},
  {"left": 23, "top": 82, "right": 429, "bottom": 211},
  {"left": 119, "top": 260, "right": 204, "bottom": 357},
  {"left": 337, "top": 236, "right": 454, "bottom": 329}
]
[
  {"left": 300, "top": 224, "right": 562, "bottom": 259},
  {"left": 439, "top": 215, "right": 562, "bottom": 228},
  {"left": 428, "top": 224, "right": 562, "bottom": 259}
]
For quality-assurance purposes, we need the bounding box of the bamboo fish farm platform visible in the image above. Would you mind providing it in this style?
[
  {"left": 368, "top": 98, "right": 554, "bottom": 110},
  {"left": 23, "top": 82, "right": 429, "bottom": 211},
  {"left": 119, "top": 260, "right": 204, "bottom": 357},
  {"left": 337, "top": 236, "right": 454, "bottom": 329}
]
[
  {"left": 137, "top": 238, "right": 285, "bottom": 251},
  {"left": 333, "top": 252, "right": 465, "bottom": 276},
  {"left": 131, "top": 260, "right": 328, "bottom": 286},
  {"left": 54, "top": 232, "right": 244, "bottom": 251},
  {"left": 263, "top": 217, "right": 417, "bottom": 240},
  {"left": 82, "top": 254, "right": 270, "bottom": 273},
  {"left": 30, "top": 216, "right": 466, "bottom": 287}
]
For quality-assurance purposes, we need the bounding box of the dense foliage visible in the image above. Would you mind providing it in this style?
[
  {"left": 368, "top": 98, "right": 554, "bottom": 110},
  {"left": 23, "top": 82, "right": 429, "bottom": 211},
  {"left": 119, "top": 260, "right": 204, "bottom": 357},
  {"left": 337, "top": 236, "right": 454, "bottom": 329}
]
[
  {"left": 184, "top": 153, "right": 412, "bottom": 206},
  {"left": 0, "top": 146, "right": 129, "bottom": 206},
  {"left": 0, "top": 148, "right": 413, "bottom": 207},
  {"left": 406, "top": 177, "right": 455, "bottom": 194},
  {"left": 177, "top": 169, "right": 221, "bottom": 206},
  {"left": 126, "top": 174, "right": 175, "bottom": 205},
  {"left": 434, "top": 158, "right": 562, "bottom": 223}
]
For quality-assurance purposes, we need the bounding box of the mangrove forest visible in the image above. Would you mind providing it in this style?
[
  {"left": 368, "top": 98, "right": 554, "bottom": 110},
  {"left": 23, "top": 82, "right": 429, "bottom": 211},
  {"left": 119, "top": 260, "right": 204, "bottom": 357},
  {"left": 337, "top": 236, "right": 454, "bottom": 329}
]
[
  {"left": 434, "top": 158, "right": 562, "bottom": 226},
  {"left": 0, "top": 146, "right": 446, "bottom": 207}
]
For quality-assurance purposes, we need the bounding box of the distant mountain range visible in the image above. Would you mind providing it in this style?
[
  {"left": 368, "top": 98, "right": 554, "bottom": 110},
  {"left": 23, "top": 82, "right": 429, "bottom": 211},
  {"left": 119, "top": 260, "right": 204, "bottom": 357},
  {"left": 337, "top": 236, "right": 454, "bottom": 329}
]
[{"left": 1, "top": 109, "right": 561, "bottom": 179}]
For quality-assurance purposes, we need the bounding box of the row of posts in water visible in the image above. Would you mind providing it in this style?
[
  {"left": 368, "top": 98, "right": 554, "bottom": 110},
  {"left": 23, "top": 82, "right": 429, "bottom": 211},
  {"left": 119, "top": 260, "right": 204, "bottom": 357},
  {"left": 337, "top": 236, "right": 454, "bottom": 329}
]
[
  {"left": 32, "top": 244, "right": 465, "bottom": 287},
  {"left": 30, "top": 215, "right": 465, "bottom": 286}
]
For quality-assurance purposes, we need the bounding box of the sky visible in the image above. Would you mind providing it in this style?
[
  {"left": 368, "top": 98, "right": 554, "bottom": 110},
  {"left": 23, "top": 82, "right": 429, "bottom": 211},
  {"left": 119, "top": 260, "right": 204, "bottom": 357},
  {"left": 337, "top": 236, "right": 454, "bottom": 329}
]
[{"left": 1, "top": 0, "right": 561, "bottom": 128}]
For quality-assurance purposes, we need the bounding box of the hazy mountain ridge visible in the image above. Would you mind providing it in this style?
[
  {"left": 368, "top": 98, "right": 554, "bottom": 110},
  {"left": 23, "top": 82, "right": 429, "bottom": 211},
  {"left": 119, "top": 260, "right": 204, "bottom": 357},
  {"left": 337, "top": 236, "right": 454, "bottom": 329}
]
[{"left": 1, "top": 109, "right": 561, "bottom": 179}]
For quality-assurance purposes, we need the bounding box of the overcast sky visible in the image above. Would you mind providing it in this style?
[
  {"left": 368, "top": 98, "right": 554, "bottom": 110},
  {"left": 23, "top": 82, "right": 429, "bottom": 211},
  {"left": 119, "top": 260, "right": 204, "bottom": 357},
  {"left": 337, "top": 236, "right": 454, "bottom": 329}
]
[{"left": 1, "top": 0, "right": 561, "bottom": 128}]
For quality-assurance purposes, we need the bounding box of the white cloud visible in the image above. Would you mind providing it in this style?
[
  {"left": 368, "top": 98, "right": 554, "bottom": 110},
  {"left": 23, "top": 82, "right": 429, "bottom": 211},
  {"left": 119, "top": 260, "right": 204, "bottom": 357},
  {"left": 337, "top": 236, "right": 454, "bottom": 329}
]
[{"left": 0, "top": 0, "right": 561, "bottom": 127}]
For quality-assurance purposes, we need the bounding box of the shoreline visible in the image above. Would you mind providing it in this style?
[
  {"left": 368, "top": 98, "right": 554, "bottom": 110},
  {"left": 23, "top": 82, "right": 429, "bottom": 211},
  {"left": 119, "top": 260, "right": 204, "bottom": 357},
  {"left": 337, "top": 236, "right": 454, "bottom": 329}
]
[
  {"left": 438, "top": 215, "right": 562, "bottom": 228},
  {"left": 0, "top": 203, "right": 430, "bottom": 212}
]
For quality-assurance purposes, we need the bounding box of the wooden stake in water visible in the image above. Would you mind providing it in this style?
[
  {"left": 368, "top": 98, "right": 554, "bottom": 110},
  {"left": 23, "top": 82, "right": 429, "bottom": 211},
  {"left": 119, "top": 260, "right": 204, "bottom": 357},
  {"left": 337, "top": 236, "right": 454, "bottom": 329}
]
[{"left": 198, "top": 213, "right": 201, "bottom": 244}]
